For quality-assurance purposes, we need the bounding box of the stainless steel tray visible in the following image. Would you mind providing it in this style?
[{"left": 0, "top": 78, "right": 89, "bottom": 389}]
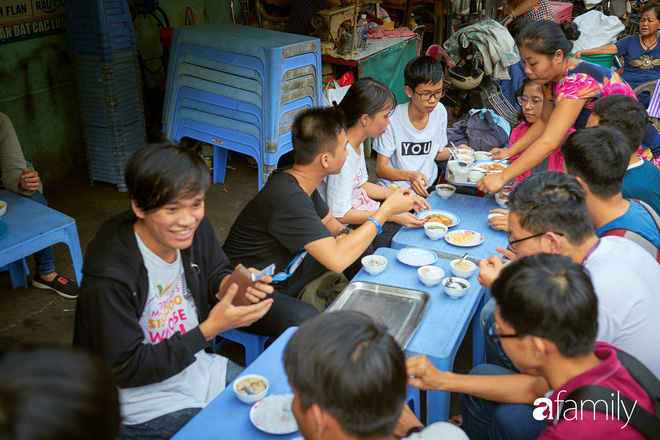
[{"left": 326, "top": 281, "right": 430, "bottom": 349}]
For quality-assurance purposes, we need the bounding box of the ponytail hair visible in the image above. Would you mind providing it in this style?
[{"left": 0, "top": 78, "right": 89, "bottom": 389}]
[
  {"left": 338, "top": 78, "right": 396, "bottom": 128},
  {"left": 517, "top": 19, "right": 580, "bottom": 58}
]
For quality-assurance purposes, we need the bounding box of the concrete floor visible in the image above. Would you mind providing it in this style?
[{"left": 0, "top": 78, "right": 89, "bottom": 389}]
[{"left": 0, "top": 151, "right": 471, "bottom": 417}]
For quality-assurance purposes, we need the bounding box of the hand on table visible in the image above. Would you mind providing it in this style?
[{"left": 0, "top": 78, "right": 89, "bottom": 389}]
[
  {"left": 477, "top": 173, "right": 506, "bottom": 195},
  {"left": 407, "top": 171, "right": 430, "bottom": 197},
  {"left": 383, "top": 187, "right": 416, "bottom": 215},
  {"left": 477, "top": 255, "right": 507, "bottom": 290},
  {"left": 455, "top": 144, "right": 474, "bottom": 151},
  {"left": 406, "top": 355, "right": 447, "bottom": 391},
  {"left": 487, "top": 208, "right": 509, "bottom": 231},
  {"left": 19, "top": 168, "right": 40, "bottom": 192},
  {"left": 200, "top": 283, "right": 273, "bottom": 340},
  {"left": 394, "top": 402, "right": 424, "bottom": 438},
  {"left": 412, "top": 194, "right": 431, "bottom": 212},
  {"left": 391, "top": 212, "right": 425, "bottom": 228}
]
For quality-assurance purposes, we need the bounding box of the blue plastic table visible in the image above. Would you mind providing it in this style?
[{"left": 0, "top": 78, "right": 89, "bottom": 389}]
[
  {"left": 392, "top": 192, "right": 509, "bottom": 262},
  {"left": 0, "top": 190, "right": 83, "bottom": 287},
  {"left": 173, "top": 327, "right": 300, "bottom": 440},
  {"left": 352, "top": 247, "right": 487, "bottom": 424}
]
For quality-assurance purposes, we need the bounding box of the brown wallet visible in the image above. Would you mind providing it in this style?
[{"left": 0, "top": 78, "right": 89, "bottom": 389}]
[{"left": 217, "top": 264, "right": 258, "bottom": 307}]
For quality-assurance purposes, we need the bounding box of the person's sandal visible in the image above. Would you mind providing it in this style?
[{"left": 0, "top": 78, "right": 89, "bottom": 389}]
[{"left": 32, "top": 274, "right": 79, "bottom": 299}]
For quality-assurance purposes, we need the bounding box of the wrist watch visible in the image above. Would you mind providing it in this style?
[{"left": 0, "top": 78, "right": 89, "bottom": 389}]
[{"left": 340, "top": 227, "right": 353, "bottom": 235}]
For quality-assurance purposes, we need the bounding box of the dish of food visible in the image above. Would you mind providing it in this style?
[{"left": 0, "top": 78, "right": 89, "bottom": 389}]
[
  {"left": 396, "top": 247, "right": 438, "bottom": 267},
  {"left": 452, "top": 260, "right": 473, "bottom": 271},
  {"left": 444, "top": 230, "right": 485, "bottom": 247},
  {"left": 497, "top": 193, "right": 509, "bottom": 200},
  {"left": 473, "top": 160, "right": 510, "bottom": 174},
  {"left": 250, "top": 394, "right": 298, "bottom": 435},
  {"left": 417, "top": 210, "right": 460, "bottom": 227},
  {"left": 236, "top": 377, "right": 268, "bottom": 395}
]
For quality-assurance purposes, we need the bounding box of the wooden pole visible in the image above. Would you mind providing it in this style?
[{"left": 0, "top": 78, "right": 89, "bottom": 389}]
[{"left": 351, "top": 0, "right": 360, "bottom": 57}]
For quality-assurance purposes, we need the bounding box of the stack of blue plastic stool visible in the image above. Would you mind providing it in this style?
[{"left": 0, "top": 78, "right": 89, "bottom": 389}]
[
  {"left": 66, "top": 0, "right": 147, "bottom": 192},
  {"left": 162, "top": 24, "right": 321, "bottom": 189}
]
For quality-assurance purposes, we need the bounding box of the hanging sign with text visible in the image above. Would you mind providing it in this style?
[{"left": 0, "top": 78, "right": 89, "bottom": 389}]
[{"left": 0, "top": 0, "right": 66, "bottom": 44}]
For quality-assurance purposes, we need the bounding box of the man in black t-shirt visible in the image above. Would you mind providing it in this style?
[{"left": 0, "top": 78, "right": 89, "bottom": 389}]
[{"left": 224, "top": 107, "right": 415, "bottom": 337}]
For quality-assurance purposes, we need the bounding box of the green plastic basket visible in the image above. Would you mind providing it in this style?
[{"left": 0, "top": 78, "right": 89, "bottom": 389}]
[{"left": 571, "top": 53, "right": 616, "bottom": 68}]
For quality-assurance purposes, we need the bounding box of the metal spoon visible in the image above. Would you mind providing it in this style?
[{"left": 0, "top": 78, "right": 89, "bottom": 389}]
[
  {"left": 449, "top": 141, "right": 468, "bottom": 167},
  {"left": 458, "top": 252, "right": 469, "bottom": 265}
]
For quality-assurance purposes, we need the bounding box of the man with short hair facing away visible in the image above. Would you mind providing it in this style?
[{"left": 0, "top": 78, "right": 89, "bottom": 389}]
[
  {"left": 477, "top": 171, "right": 660, "bottom": 379},
  {"left": 223, "top": 108, "right": 415, "bottom": 338},
  {"left": 283, "top": 310, "right": 467, "bottom": 440},
  {"left": 561, "top": 125, "right": 660, "bottom": 255},
  {"left": 374, "top": 56, "right": 464, "bottom": 197},
  {"left": 74, "top": 143, "right": 274, "bottom": 440},
  {"left": 588, "top": 94, "right": 660, "bottom": 215},
  {"left": 407, "top": 254, "right": 656, "bottom": 439}
]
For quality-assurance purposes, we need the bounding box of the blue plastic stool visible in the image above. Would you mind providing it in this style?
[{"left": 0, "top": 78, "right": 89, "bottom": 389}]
[
  {"left": 214, "top": 329, "right": 273, "bottom": 366},
  {"left": 0, "top": 258, "right": 29, "bottom": 289},
  {"left": 406, "top": 384, "right": 422, "bottom": 420}
]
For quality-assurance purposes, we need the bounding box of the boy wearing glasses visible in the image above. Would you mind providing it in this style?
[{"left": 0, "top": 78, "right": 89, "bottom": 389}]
[{"left": 374, "top": 56, "right": 462, "bottom": 197}]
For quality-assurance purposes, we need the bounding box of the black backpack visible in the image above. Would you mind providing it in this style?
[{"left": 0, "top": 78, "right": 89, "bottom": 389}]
[{"left": 565, "top": 350, "right": 660, "bottom": 439}]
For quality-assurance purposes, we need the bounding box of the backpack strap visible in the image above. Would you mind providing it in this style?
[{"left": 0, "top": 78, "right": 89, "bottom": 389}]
[
  {"left": 566, "top": 385, "right": 660, "bottom": 439},
  {"left": 564, "top": 349, "right": 660, "bottom": 439},
  {"left": 602, "top": 229, "right": 660, "bottom": 263},
  {"left": 633, "top": 199, "right": 660, "bottom": 233}
]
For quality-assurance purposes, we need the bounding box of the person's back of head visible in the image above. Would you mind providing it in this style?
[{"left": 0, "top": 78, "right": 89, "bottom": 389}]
[
  {"left": 516, "top": 20, "right": 580, "bottom": 58},
  {"left": 0, "top": 346, "right": 121, "bottom": 440},
  {"left": 291, "top": 107, "right": 347, "bottom": 165},
  {"left": 125, "top": 142, "right": 210, "bottom": 213},
  {"left": 508, "top": 18, "right": 531, "bottom": 41},
  {"left": 339, "top": 78, "right": 396, "bottom": 128},
  {"left": 404, "top": 55, "right": 444, "bottom": 90},
  {"left": 283, "top": 311, "right": 406, "bottom": 438},
  {"left": 508, "top": 171, "right": 594, "bottom": 245},
  {"left": 590, "top": 94, "right": 648, "bottom": 155},
  {"left": 492, "top": 253, "right": 598, "bottom": 359},
  {"left": 561, "top": 126, "right": 629, "bottom": 199}
]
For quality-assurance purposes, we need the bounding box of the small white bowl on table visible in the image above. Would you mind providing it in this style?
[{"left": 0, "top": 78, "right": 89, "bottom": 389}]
[
  {"left": 418, "top": 265, "right": 445, "bottom": 287},
  {"left": 456, "top": 154, "right": 475, "bottom": 166},
  {"left": 495, "top": 191, "right": 510, "bottom": 208},
  {"left": 0, "top": 200, "right": 6, "bottom": 217},
  {"left": 233, "top": 374, "right": 269, "bottom": 404},
  {"left": 474, "top": 151, "right": 494, "bottom": 162},
  {"left": 361, "top": 255, "right": 388, "bottom": 275},
  {"left": 468, "top": 167, "right": 486, "bottom": 183},
  {"left": 435, "top": 183, "right": 456, "bottom": 199},
  {"left": 449, "top": 259, "right": 477, "bottom": 278},
  {"left": 442, "top": 277, "right": 470, "bottom": 299},
  {"left": 424, "top": 222, "right": 448, "bottom": 240}
]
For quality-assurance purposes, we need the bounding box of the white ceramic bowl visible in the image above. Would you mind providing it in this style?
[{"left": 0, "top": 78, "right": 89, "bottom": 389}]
[
  {"left": 442, "top": 277, "right": 471, "bottom": 299},
  {"left": 468, "top": 168, "right": 486, "bottom": 182},
  {"left": 456, "top": 154, "right": 475, "bottom": 166},
  {"left": 474, "top": 151, "right": 494, "bottom": 162},
  {"left": 487, "top": 212, "right": 506, "bottom": 229},
  {"left": 455, "top": 148, "right": 474, "bottom": 157},
  {"left": 362, "top": 255, "right": 388, "bottom": 275},
  {"left": 449, "top": 259, "right": 477, "bottom": 278},
  {"left": 0, "top": 200, "right": 6, "bottom": 217},
  {"left": 435, "top": 183, "right": 456, "bottom": 199},
  {"left": 234, "top": 374, "right": 269, "bottom": 404},
  {"left": 418, "top": 265, "right": 445, "bottom": 287},
  {"left": 495, "top": 191, "right": 510, "bottom": 208},
  {"left": 424, "top": 222, "right": 448, "bottom": 240}
]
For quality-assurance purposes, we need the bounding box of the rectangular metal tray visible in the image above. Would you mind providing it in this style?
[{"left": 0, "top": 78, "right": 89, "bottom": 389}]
[{"left": 326, "top": 281, "right": 430, "bottom": 349}]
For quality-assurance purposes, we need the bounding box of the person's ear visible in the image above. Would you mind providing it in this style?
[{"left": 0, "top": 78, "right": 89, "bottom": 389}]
[
  {"left": 361, "top": 114, "right": 371, "bottom": 127},
  {"left": 554, "top": 49, "right": 564, "bottom": 64},
  {"left": 531, "top": 336, "right": 548, "bottom": 359},
  {"left": 311, "top": 404, "right": 329, "bottom": 437},
  {"left": 404, "top": 85, "right": 413, "bottom": 99},
  {"left": 131, "top": 199, "right": 146, "bottom": 219},
  {"left": 574, "top": 175, "right": 590, "bottom": 194},
  {"left": 320, "top": 152, "right": 330, "bottom": 169},
  {"left": 544, "top": 231, "right": 564, "bottom": 254}
]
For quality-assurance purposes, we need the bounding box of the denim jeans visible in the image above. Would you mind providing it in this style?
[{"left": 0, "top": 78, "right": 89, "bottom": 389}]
[
  {"left": 460, "top": 364, "right": 547, "bottom": 440},
  {"left": 27, "top": 190, "right": 56, "bottom": 276},
  {"left": 121, "top": 360, "right": 243, "bottom": 440},
  {"left": 480, "top": 298, "right": 518, "bottom": 372}
]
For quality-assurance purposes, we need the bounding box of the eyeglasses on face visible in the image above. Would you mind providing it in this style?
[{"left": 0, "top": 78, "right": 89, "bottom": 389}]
[
  {"left": 414, "top": 89, "right": 446, "bottom": 101},
  {"left": 488, "top": 321, "right": 526, "bottom": 344},
  {"left": 516, "top": 96, "right": 543, "bottom": 107},
  {"left": 507, "top": 231, "right": 564, "bottom": 250}
]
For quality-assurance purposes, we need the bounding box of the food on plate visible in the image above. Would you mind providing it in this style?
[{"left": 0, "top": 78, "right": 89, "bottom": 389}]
[
  {"left": 481, "top": 163, "right": 505, "bottom": 172},
  {"left": 448, "top": 231, "right": 478, "bottom": 244},
  {"left": 423, "top": 214, "right": 453, "bottom": 226},
  {"left": 236, "top": 377, "right": 268, "bottom": 395}
]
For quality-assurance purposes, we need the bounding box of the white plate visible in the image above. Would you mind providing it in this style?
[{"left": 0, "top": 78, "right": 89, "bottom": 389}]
[
  {"left": 396, "top": 247, "right": 438, "bottom": 267},
  {"left": 473, "top": 160, "right": 509, "bottom": 174},
  {"left": 444, "top": 230, "right": 485, "bottom": 247},
  {"left": 417, "top": 210, "right": 460, "bottom": 227},
  {"left": 250, "top": 394, "right": 298, "bottom": 435}
]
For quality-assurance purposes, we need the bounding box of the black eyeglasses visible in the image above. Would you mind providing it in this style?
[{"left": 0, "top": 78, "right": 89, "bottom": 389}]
[
  {"left": 507, "top": 231, "right": 564, "bottom": 249},
  {"left": 414, "top": 89, "right": 446, "bottom": 101},
  {"left": 488, "top": 321, "right": 526, "bottom": 344}
]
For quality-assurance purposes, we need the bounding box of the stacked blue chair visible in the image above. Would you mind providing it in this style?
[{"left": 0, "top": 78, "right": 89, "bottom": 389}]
[
  {"left": 162, "top": 24, "right": 321, "bottom": 189},
  {"left": 66, "top": 0, "right": 147, "bottom": 192}
]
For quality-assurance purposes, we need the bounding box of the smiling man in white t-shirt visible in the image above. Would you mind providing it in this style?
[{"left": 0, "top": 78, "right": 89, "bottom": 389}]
[{"left": 374, "top": 56, "right": 464, "bottom": 197}]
